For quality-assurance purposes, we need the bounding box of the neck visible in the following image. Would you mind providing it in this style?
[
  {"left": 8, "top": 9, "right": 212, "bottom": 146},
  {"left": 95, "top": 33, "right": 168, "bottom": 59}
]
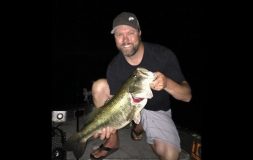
[{"left": 125, "top": 42, "right": 144, "bottom": 66}]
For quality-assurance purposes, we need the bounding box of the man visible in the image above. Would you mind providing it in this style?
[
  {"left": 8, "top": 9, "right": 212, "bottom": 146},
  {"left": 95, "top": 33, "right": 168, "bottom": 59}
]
[{"left": 90, "top": 12, "right": 192, "bottom": 160}]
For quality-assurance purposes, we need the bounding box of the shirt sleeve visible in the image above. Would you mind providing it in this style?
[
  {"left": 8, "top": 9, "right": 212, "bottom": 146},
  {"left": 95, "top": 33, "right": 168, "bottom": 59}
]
[{"left": 163, "top": 49, "right": 186, "bottom": 83}]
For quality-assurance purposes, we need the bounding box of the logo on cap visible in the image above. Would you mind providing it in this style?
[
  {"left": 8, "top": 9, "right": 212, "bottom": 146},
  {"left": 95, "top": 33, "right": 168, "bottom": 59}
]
[{"left": 128, "top": 17, "right": 134, "bottom": 21}]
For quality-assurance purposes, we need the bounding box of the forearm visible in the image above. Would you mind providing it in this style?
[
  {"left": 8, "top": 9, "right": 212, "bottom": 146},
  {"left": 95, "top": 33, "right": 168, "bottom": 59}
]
[{"left": 164, "top": 78, "right": 192, "bottom": 102}]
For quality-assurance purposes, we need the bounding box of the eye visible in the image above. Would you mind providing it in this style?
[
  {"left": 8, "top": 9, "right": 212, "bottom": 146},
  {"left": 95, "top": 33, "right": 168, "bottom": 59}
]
[
  {"left": 128, "top": 31, "right": 135, "bottom": 36},
  {"left": 114, "top": 33, "right": 123, "bottom": 38}
]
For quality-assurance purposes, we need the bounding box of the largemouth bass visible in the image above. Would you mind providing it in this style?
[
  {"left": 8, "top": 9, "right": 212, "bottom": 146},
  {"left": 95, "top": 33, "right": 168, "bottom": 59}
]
[{"left": 63, "top": 67, "right": 155, "bottom": 159}]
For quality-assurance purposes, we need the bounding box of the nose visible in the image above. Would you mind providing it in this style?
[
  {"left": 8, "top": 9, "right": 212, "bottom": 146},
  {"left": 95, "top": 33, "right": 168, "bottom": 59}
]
[{"left": 122, "top": 35, "right": 130, "bottom": 43}]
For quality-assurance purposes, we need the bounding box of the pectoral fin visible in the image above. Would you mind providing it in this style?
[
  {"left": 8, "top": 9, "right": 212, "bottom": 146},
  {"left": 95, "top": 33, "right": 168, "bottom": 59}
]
[{"left": 133, "top": 112, "right": 141, "bottom": 124}]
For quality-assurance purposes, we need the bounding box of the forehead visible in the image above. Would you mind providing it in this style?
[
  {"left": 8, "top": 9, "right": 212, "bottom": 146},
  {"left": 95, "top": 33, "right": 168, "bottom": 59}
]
[{"left": 114, "top": 25, "right": 138, "bottom": 33}]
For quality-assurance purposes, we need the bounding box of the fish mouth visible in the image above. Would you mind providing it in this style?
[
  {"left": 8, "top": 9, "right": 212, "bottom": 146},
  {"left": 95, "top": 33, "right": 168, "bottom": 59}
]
[
  {"left": 137, "top": 68, "right": 150, "bottom": 76},
  {"left": 137, "top": 68, "right": 155, "bottom": 80},
  {"left": 132, "top": 97, "right": 144, "bottom": 103}
]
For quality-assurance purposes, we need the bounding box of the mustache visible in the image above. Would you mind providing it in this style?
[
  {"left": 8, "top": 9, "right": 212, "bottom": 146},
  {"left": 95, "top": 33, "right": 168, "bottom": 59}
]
[{"left": 121, "top": 43, "right": 132, "bottom": 46}]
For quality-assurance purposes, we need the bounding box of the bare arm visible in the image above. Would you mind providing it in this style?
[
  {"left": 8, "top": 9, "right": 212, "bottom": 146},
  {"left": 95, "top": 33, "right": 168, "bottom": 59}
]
[{"left": 151, "top": 72, "right": 192, "bottom": 102}]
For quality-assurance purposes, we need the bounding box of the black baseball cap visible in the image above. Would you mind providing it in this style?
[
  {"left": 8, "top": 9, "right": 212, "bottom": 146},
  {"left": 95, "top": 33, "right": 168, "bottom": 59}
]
[{"left": 111, "top": 12, "right": 140, "bottom": 34}]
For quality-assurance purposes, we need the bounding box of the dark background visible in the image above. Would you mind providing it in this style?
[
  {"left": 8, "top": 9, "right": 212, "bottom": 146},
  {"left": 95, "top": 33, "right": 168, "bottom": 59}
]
[{"left": 52, "top": 0, "right": 205, "bottom": 134}]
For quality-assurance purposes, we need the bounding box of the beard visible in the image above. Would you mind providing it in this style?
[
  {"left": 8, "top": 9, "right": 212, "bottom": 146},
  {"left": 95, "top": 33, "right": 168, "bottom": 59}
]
[{"left": 118, "top": 42, "right": 140, "bottom": 57}]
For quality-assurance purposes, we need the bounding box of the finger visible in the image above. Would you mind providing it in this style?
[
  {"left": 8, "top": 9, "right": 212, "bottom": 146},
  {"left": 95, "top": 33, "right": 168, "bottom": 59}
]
[
  {"left": 93, "top": 133, "right": 98, "bottom": 139},
  {"left": 153, "top": 72, "right": 159, "bottom": 80},
  {"left": 100, "top": 128, "right": 106, "bottom": 140},
  {"left": 151, "top": 84, "right": 156, "bottom": 90},
  {"left": 111, "top": 128, "right": 116, "bottom": 134},
  {"left": 150, "top": 81, "right": 157, "bottom": 89},
  {"left": 105, "top": 126, "right": 111, "bottom": 139},
  {"left": 93, "top": 129, "right": 101, "bottom": 139}
]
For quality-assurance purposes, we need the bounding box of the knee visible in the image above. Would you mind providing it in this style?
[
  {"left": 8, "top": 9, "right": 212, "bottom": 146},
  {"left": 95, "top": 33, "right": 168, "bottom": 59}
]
[
  {"left": 91, "top": 79, "right": 110, "bottom": 108},
  {"left": 92, "top": 79, "right": 109, "bottom": 95},
  {"left": 151, "top": 141, "right": 180, "bottom": 160}
]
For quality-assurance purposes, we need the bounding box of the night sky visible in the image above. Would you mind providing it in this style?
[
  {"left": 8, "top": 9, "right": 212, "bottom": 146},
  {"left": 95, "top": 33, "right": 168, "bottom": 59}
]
[{"left": 52, "top": 1, "right": 205, "bottom": 133}]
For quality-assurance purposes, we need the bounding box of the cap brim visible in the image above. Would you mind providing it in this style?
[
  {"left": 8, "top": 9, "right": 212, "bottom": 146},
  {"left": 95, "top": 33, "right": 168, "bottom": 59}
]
[
  {"left": 110, "top": 27, "right": 118, "bottom": 34},
  {"left": 110, "top": 29, "right": 115, "bottom": 34},
  {"left": 111, "top": 25, "right": 139, "bottom": 34}
]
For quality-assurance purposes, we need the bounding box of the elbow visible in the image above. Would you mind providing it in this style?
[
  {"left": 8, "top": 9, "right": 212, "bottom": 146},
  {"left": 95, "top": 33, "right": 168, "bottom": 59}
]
[
  {"left": 175, "top": 93, "right": 192, "bottom": 102},
  {"left": 180, "top": 81, "right": 192, "bottom": 102},
  {"left": 181, "top": 91, "right": 192, "bottom": 102},
  {"left": 184, "top": 94, "right": 192, "bottom": 102}
]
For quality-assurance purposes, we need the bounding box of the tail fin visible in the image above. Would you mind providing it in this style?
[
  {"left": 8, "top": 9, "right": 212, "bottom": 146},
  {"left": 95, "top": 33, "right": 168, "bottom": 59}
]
[{"left": 63, "top": 133, "right": 86, "bottom": 159}]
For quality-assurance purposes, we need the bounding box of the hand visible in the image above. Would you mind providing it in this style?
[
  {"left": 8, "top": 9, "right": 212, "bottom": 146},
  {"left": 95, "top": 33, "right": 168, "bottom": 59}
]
[
  {"left": 151, "top": 72, "right": 167, "bottom": 91},
  {"left": 93, "top": 126, "right": 116, "bottom": 140}
]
